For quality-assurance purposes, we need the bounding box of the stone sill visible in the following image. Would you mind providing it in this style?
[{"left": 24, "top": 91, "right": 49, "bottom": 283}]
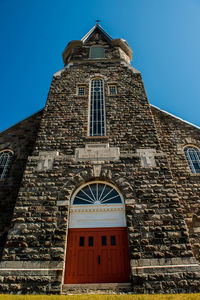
[
  {"left": 84, "top": 136, "right": 109, "bottom": 143},
  {"left": 68, "top": 58, "right": 132, "bottom": 64}
]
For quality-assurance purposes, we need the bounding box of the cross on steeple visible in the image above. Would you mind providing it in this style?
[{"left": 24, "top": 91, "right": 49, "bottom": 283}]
[{"left": 95, "top": 20, "right": 101, "bottom": 25}]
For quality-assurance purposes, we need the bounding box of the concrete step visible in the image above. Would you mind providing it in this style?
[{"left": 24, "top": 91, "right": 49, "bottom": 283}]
[{"left": 62, "top": 282, "right": 132, "bottom": 294}]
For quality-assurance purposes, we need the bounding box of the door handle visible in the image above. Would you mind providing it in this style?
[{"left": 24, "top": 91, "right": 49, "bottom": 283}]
[{"left": 98, "top": 255, "right": 101, "bottom": 264}]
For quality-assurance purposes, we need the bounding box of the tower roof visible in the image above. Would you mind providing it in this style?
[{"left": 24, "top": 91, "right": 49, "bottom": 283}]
[
  {"left": 62, "top": 24, "right": 133, "bottom": 65},
  {"left": 81, "top": 23, "right": 113, "bottom": 44}
]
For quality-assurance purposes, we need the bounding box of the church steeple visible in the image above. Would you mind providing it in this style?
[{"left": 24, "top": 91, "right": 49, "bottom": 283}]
[{"left": 62, "top": 24, "right": 133, "bottom": 65}]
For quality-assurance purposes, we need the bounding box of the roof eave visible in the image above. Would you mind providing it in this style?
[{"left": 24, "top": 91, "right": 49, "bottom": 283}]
[{"left": 151, "top": 104, "right": 200, "bottom": 131}]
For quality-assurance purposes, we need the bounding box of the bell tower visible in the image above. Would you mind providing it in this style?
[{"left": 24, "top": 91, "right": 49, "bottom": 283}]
[
  {"left": 63, "top": 23, "right": 132, "bottom": 65},
  {"left": 1, "top": 24, "right": 200, "bottom": 294}
]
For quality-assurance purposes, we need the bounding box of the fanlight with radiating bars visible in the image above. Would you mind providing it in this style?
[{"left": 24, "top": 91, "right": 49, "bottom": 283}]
[{"left": 72, "top": 182, "right": 122, "bottom": 205}]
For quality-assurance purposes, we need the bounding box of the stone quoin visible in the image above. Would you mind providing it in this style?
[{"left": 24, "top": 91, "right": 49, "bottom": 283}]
[{"left": 0, "top": 24, "right": 200, "bottom": 294}]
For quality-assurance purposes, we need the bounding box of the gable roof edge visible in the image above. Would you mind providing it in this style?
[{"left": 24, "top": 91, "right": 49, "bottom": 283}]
[
  {"left": 81, "top": 24, "right": 112, "bottom": 44},
  {"left": 151, "top": 104, "right": 200, "bottom": 131},
  {"left": 0, "top": 108, "right": 44, "bottom": 135}
]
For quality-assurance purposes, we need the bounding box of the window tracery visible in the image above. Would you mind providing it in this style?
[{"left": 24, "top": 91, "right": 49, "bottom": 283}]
[
  {"left": 184, "top": 146, "right": 200, "bottom": 173},
  {"left": 89, "top": 78, "right": 106, "bottom": 136},
  {"left": 0, "top": 150, "right": 13, "bottom": 179}
]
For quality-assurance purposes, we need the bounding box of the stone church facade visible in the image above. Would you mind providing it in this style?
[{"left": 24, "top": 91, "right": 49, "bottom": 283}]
[{"left": 0, "top": 24, "right": 200, "bottom": 294}]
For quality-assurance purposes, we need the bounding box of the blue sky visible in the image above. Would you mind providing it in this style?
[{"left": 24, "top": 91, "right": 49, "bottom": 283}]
[{"left": 0, "top": 0, "right": 200, "bottom": 132}]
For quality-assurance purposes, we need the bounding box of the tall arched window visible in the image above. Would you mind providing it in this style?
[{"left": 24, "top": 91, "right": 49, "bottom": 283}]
[
  {"left": 89, "top": 79, "right": 106, "bottom": 136},
  {"left": 0, "top": 150, "right": 13, "bottom": 179},
  {"left": 184, "top": 146, "right": 200, "bottom": 173}
]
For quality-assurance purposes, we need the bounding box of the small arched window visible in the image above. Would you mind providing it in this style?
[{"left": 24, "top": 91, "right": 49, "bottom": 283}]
[
  {"left": 72, "top": 182, "right": 123, "bottom": 205},
  {"left": 89, "top": 78, "right": 106, "bottom": 136},
  {"left": 184, "top": 146, "right": 200, "bottom": 173},
  {"left": 0, "top": 150, "right": 13, "bottom": 179}
]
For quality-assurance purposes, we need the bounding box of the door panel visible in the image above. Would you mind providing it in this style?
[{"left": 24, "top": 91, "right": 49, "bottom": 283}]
[{"left": 64, "top": 227, "right": 130, "bottom": 283}]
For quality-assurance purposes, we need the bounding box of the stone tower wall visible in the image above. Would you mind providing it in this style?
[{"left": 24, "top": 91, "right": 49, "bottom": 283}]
[{"left": 34, "top": 63, "right": 159, "bottom": 155}]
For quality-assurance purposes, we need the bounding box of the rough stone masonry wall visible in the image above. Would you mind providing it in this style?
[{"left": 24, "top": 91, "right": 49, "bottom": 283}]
[
  {"left": 1, "top": 152, "right": 200, "bottom": 294},
  {"left": 151, "top": 106, "right": 200, "bottom": 262},
  {"left": 33, "top": 63, "right": 159, "bottom": 155},
  {"left": 0, "top": 111, "right": 42, "bottom": 261},
  {"left": 1, "top": 61, "right": 200, "bottom": 294}
]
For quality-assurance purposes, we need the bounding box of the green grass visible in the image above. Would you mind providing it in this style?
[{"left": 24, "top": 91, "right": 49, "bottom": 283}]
[{"left": 0, "top": 295, "right": 200, "bottom": 300}]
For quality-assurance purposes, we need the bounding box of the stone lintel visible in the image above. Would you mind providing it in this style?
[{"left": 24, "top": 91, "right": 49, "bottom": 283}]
[
  {"left": 120, "top": 150, "right": 165, "bottom": 158},
  {"left": 75, "top": 143, "right": 120, "bottom": 162},
  {"left": 28, "top": 154, "right": 73, "bottom": 161},
  {"left": 38, "top": 151, "right": 59, "bottom": 157}
]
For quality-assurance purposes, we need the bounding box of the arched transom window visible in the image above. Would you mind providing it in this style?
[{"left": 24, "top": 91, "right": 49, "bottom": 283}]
[
  {"left": 0, "top": 150, "right": 13, "bottom": 179},
  {"left": 184, "top": 146, "right": 200, "bottom": 173},
  {"left": 89, "top": 79, "right": 105, "bottom": 136},
  {"left": 72, "top": 182, "right": 122, "bottom": 205}
]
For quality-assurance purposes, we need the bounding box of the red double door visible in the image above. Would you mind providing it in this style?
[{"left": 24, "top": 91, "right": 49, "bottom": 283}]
[{"left": 64, "top": 227, "right": 130, "bottom": 283}]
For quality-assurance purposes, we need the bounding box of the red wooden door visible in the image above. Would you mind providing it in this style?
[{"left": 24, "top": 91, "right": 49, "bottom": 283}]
[{"left": 64, "top": 227, "right": 130, "bottom": 284}]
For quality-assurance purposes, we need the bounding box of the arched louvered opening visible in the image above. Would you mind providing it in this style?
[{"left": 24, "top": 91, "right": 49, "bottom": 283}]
[
  {"left": 89, "top": 79, "right": 106, "bottom": 136},
  {"left": 0, "top": 150, "right": 13, "bottom": 179},
  {"left": 184, "top": 146, "right": 200, "bottom": 173}
]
